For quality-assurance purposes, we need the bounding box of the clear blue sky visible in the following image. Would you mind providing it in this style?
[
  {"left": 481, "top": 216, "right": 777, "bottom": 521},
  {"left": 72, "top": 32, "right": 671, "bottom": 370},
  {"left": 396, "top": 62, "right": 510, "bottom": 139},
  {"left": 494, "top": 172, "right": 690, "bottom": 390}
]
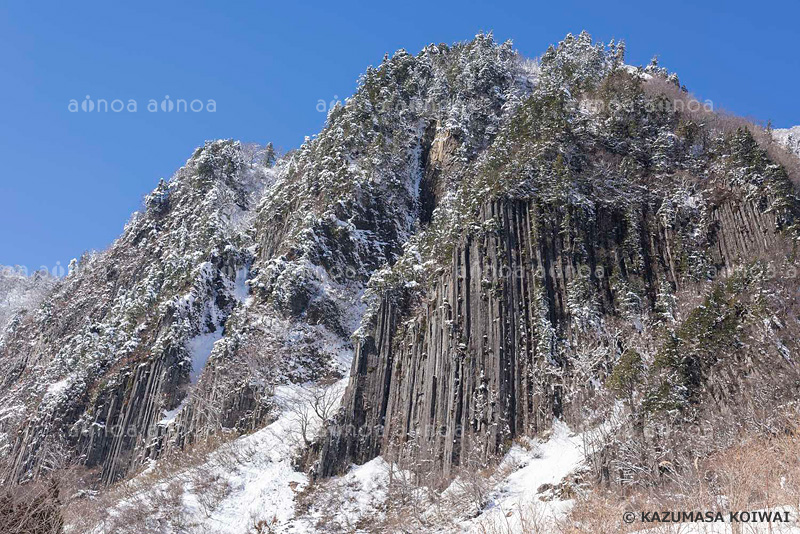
[{"left": 1, "top": 0, "right": 798, "bottom": 273}]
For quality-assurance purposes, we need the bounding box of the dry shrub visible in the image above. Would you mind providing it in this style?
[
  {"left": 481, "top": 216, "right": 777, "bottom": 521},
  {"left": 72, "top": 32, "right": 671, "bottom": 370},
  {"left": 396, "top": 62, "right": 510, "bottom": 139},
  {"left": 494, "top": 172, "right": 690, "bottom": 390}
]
[
  {"left": 704, "top": 432, "right": 800, "bottom": 516},
  {"left": 0, "top": 479, "right": 64, "bottom": 534},
  {"left": 470, "top": 499, "right": 565, "bottom": 534},
  {"left": 377, "top": 437, "right": 534, "bottom": 533},
  {"left": 62, "top": 430, "right": 245, "bottom": 533},
  {"left": 564, "top": 424, "right": 800, "bottom": 534},
  {"left": 249, "top": 516, "right": 279, "bottom": 533},
  {"left": 562, "top": 491, "right": 633, "bottom": 534}
]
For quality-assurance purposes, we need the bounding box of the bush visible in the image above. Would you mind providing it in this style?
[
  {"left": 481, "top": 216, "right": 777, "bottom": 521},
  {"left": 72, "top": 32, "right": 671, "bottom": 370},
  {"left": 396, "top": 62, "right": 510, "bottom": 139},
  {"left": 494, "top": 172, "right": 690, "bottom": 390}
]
[{"left": 0, "top": 479, "right": 64, "bottom": 534}]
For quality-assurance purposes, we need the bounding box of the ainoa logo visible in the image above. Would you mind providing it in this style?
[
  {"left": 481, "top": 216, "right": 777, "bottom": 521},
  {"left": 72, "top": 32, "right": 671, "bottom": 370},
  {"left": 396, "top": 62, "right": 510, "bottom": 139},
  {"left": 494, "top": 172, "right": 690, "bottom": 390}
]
[{"left": 68, "top": 95, "right": 217, "bottom": 113}]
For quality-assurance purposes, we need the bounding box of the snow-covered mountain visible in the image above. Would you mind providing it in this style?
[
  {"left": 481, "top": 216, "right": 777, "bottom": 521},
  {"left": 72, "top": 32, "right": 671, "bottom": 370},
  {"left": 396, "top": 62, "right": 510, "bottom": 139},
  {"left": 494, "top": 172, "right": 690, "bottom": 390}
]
[
  {"left": 775, "top": 125, "right": 800, "bottom": 157},
  {"left": 0, "top": 267, "right": 55, "bottom": 337},
  {"left": 3, "top": 33, "right": 800, "bottom": 534}
]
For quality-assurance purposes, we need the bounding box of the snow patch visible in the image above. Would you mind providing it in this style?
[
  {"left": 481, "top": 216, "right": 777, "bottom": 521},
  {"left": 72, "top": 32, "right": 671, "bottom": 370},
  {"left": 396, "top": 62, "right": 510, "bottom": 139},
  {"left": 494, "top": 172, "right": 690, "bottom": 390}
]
[
  {"left": 46, "top": 377, "right": 71, "bottom": 397},
  {"left": 462, "top": 420, "right": 586, "bottom": 533},
  {"left": 180, "top": 407, "right": 308, "bottom": 532},
  {"left": 232, "top": 266, "right": 252, "bottom": 305},
  {"left": 158, "top": 398, "right": 187, "bottom": 426},
  {"left": 91, "top": 380, "right": 351, "bottom": 534},
  {"left": 187, "top": 327, "right": 223, "bottom": 383}
]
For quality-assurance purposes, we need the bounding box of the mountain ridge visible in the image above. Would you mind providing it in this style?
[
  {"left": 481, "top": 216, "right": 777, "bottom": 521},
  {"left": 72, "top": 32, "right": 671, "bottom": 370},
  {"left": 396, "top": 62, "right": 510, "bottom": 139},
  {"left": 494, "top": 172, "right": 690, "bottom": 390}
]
[{"left": 2, "top": 32, "right": 800, "bottom": 533}]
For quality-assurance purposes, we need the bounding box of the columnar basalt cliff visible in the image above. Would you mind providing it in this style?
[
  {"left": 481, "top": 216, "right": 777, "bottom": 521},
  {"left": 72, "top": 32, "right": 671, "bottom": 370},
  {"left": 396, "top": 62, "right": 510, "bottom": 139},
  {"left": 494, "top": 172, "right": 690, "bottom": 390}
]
[
  {"left": 2, "top": 34, "right": 800, "bottom": 531},
  {"left": 318, "top": 35, "right": 800, "bottom": 481},
  {"left": 320, "top": 184, "right": 798, "bottom": 478},
  {"left": 0, "top": 141, "right": 275, "bottom": 484},
  {"left": 0, "top": 34, "right": 535, "bottom": 486}
]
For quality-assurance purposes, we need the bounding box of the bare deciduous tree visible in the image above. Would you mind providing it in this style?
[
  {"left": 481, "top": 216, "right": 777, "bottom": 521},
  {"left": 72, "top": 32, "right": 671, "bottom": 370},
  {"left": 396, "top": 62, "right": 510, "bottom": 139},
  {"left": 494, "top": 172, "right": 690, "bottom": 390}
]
[{"left": 283, "top": 379, "right": 344, "bottom": 448}]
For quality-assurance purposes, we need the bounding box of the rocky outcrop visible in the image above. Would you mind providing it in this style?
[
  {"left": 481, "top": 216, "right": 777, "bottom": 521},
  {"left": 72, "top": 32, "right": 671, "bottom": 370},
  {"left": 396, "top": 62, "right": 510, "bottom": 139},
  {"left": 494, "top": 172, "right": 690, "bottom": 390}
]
[
  {"left": 317, "top": 37, "right": 800, "bottom": 482},
  {"left": 75, "top": 351, "right": 183, "bottom": 484},
  {"left": 0, "top": 141, "right": 277, "bottom": 485},
  {"left": 1, "top": 36, "right": 534, "bottom": 488},
  {"left": 3, "top": 33, "right": 799, "bottom": 503},
  {"left": 320, "top": 180, "right": 793, "bottom": 477}
]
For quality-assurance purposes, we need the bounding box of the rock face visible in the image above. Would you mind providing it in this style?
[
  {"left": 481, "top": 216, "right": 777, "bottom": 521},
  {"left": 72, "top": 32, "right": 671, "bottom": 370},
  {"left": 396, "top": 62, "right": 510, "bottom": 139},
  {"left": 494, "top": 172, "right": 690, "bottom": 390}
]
[
  {"left": 0, "top": 140, "right": 276, "bottom": 484},
  {"left": 318, "top": 36, "right": 800, "bottom": 480},
  {"left": 0, "top": 34, "right": 534, "bottom": 486},
  {"left": 320, "top": 186, "right": 795, "bottom": 477},
  {"left": 2, "top": 33, "right": 800, "bottom": 498}
]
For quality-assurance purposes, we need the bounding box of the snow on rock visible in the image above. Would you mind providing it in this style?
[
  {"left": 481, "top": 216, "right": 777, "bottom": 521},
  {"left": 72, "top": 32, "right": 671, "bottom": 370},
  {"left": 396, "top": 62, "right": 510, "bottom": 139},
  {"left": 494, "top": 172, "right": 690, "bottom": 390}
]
[
  {"left": 158, "top": 398, "right": 187, "bottom": 426},
  {"left": 232, "top": 266, "right": 252, "bottom": 304},
  {"left": 186, "top": 326, "right": 224, "bottom": 383},
  {"left": 342, "top": 458, "right": 393, "bottom": 512},
  {"left": 46, "top": 377, "right": 71, "bottom": 397},
  {"left": 292, "top": 457, "right": 395, "bottom": 532},
  {"left": 774, "top": 126, "right": 800, "bottom": 157}
]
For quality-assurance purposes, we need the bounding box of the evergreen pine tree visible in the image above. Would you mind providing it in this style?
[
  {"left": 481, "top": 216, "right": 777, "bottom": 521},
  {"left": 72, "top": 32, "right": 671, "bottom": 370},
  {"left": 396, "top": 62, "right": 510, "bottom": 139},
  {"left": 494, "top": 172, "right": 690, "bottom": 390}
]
[
  {"left": 263, "top": 142, "right": 276, "bottom": 167},
  {"left": 615, "top": 39, "right": 626, "bottom": 66}
]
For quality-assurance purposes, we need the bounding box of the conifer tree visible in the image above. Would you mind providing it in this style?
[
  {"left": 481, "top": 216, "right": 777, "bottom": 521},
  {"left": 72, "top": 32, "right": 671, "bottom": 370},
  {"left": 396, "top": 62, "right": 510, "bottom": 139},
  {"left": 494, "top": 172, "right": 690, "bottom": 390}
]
[{"left": 263, "top": 142, "right": 276, "bottom": 167}]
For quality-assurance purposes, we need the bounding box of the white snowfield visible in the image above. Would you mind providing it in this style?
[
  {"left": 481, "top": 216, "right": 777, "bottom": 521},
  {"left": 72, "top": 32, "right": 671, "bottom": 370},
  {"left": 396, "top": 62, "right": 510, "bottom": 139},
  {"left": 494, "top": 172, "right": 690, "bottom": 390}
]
[
  {"left": 294, "top": 419, "right": 596, "bottom": 533},
  {"left": 90, "top": 383, "right": 333, "bottom": 534},
  {"left": 83, "top": 376, "right": 800, "bottom": 534},
  {"left": 86, "top": 383, "right": 592, "bottom": 533},
  {"left": 178, "top": 385, "right": 318, "bottom": 532}
]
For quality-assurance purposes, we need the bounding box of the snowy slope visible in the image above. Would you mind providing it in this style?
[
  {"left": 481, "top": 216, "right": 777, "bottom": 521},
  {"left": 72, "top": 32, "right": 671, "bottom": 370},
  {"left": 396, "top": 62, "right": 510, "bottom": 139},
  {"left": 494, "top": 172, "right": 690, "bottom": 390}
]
[
  {"left": 0, "top": 266, "right": 54, "bottom": 334},
  {"left": 462, "top": 421, "right": 584, "bottom": 533},
  {"left": 70, "top": 378, "right": 349, "bottom": 534},
  {"left": 290, "top": 419, "right": 595, "bottom": 533},
  {"left": 774, "top": 125, "right": 800, "bottom": 157}
]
